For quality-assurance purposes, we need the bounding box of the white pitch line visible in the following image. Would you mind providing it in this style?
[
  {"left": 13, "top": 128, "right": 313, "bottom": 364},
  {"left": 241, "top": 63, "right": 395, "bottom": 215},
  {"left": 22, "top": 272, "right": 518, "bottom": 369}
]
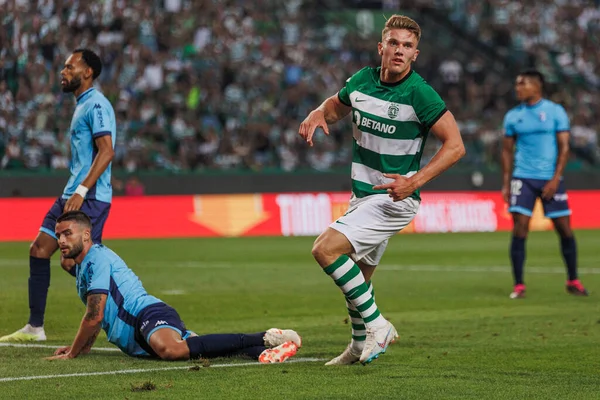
[
  {"left": 0, "top": 357, "right": 323, "bottom": 383},
  {"left": 381, "top": 265, "right": 600, "bottom": 274},
  {"left": 160, "top": 289, "right": 187, "bottom": 295},
  {"left": 1, "top": 258, "right": 600, "bottom": 274},
  {"left": 0, "top": 343, "right": 120, "bottom": 352}
]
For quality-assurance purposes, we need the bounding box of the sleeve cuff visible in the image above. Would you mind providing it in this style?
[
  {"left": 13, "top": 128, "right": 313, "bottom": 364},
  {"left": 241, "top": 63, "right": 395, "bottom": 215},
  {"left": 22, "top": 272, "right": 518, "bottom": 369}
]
[
  {"left": 88, "top": 289, "right": 109, "bottom": 295},
  {"left": 93, "top": 131, "right": 112, "bottom": 138},
  {"left": 338, "top": 92, "right": 351, "bottom": 107},
  {"left": 427, "top": 108, "right": 448, "bottom": 128}
]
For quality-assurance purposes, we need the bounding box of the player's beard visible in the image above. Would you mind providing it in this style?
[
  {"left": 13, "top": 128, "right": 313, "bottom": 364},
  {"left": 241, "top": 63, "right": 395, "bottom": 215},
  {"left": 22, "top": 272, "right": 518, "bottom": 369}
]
[
  {"left": 62, "top": 76, "right": 82, "bottom": 93},
  {"left": 63, "top": 240, "right": 84, "bottom": 259}
]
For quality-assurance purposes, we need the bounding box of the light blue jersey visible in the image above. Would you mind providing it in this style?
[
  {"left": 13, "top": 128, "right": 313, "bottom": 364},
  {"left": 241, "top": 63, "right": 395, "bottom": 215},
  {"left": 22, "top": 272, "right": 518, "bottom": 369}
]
[
  {"left": 76, "top": 244, "right": 161, "bottom": 356},
  {"left": 63, "top": 88, "right": 116, "bottom": 203},
  {"left": 503, "top": 99, "right": 570, "bottom": 180}
]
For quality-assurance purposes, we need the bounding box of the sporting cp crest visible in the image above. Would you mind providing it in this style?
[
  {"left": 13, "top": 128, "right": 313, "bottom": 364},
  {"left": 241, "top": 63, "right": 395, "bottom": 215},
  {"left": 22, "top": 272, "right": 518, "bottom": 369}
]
[{"left": 388, "top": 103, "right": 399, "bottom": 119}]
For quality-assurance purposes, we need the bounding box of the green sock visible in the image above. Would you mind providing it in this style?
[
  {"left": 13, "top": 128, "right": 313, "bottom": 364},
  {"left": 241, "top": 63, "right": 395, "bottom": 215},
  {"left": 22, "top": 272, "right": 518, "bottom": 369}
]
[
  {"left": 346, "top": 281, "right": 373, "bottom": 343},
  {"left": 324, "top": 255, "right": 386, "bottom": 328}
]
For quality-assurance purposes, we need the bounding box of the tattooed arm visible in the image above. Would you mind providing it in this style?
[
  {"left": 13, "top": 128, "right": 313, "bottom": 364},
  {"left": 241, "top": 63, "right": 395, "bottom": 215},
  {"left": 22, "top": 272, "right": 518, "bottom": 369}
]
[{"left": 46, "top": 293, "right": 107, "bottom": 360}]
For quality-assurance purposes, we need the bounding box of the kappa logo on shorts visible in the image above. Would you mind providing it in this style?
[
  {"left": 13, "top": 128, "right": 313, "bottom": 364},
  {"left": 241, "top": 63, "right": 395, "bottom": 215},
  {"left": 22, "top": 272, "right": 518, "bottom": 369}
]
[
  {"left": 141, "top": 320, "right": 149, "bottom": 332},
  {"left": 155, "top": 320, "right": 168, "bottom": 327},
  {"left": 554, "top": 193, "right": 568, "bottom": 201}
]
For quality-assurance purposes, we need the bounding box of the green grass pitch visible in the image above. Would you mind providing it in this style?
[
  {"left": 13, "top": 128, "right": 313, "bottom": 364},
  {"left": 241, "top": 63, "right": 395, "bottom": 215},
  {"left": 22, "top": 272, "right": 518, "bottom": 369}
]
[{"left": 0, "top": 231, "right": 599, "bottom": 399}]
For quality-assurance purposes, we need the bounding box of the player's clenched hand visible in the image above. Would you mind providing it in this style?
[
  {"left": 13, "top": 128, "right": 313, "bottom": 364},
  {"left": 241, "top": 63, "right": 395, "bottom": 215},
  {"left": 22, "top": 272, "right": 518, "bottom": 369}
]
[
  {"left": 299, "top": 110, "right": 330, "bottom": 147},
  {"left": 541, "top": 178, "right": 559, "bottom": 200},
  {"left": 46, "top": 347, "right": 75, "bottom": 360},
  {"left": 373, "top": 173, "right": 417, "bottom": 202},
  {"left": 45, "top": 353, "right": 75, "bottom": 360},
  {"left": 501, "top": 184, "right": 510, "bottom": 204},
  {"left": 53, "top": 345, "right": 71, "bottom": 356},
  {"left": 64, "top": 194, "right": 84, "bottom": 212}
]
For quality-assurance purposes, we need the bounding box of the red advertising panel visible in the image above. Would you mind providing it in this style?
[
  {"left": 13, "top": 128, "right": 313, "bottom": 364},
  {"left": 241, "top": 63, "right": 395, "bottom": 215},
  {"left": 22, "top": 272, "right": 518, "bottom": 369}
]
[{"left": 0, "top": 191, "right": 599, "bottom": 241}]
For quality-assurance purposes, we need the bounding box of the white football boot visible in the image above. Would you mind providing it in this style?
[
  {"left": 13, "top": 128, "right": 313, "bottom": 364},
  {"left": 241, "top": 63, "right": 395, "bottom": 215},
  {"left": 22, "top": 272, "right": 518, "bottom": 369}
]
[
  {"left": 263, "top": 328, "right": 302, "bottom": 348},
  {"left": 359, "top": 320, "right": 398, "bottom": 364},
  {"left": 325, "top": 343, "right": 362, "bottom": 366},
  {"left": 0, "top": 324, "right": 47, "bottom": 342}
]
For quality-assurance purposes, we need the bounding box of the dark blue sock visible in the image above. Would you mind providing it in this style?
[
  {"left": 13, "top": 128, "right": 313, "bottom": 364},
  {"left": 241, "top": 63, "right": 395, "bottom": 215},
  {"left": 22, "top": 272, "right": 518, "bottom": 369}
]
[
  {"left": 28, "top": 256, "right": 51, "bottom": 327},
  {"left": 186, "top": 332, "right": 266, "bottom": 359},
  {"left": 560, "top": 236, "right": 578, "bottom": 281},
  {"left": 231, "top": 346, "right": 266, "bottom": 359},
  {"left": 510, "top": 236, "right": 526, "bottom": 285}
]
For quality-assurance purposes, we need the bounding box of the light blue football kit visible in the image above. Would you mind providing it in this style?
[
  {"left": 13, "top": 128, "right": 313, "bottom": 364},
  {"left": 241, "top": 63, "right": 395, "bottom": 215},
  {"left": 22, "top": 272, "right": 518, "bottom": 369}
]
[
  {"left": 28, "top": 87, "right": 117, "bottom": 329},
  {"left": 75, "top": 244, "right": 276, "bottom": 360},
  {"left": 63, "top": 87, "right": 116, "bottom": 202},
  {"left": 503, "top": 99, "right": 571, "bottom": 217},
  {"left": 40, "top": 87, "right": 116, "bottom": 241},
  {"left": 76, "top": 244, "right": 163, "bottom": 356}
]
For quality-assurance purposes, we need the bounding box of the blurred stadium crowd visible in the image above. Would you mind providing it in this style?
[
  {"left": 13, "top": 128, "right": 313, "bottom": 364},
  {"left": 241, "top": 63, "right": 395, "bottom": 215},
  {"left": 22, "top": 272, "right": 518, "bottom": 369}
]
[{"left": 1, "top": 0, "right": 598, "bottom": 173}]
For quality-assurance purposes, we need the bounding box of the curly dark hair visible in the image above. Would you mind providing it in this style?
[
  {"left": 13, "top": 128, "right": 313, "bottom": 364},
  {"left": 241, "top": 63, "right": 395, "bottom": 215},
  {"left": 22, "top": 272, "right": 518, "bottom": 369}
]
[{"left": 73, "top": 48, "right": 102, "bottom": 80}]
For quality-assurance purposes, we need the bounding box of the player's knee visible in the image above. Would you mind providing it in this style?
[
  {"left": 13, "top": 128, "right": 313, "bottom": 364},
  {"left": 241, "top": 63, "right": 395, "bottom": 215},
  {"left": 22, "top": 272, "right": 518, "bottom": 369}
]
[
  {"left": 554, "top": 223, "right": 572, "bottom": 238},
  {"left": 29, "top": 240, "right": 52, "bottom": 259},
  {"left": 311, "top": 238, "right": 334, "bottom": 264},
  {"left": 312, "top": 230, "right": 351, "bottom": 266},
  {"left": 512, "top": 221, "right": 529, "bottom": 238},
  {"left": 60, "top": 258, "right": 76, "bottom": 273},
  {"left": 152, "top": 342, "right": 170, "bottom": 359},
  {"left": 512, "top": 227, "right": 528, "bottom": 238},
  {"left": 156, "top": 345, "right": 187, "bottom": 361}
]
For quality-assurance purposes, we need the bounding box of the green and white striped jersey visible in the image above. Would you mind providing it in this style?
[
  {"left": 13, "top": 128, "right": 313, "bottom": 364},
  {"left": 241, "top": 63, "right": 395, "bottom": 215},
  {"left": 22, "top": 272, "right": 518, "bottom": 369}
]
[{"left": 338, "top": 67, "right": 447, "bottom": 200}]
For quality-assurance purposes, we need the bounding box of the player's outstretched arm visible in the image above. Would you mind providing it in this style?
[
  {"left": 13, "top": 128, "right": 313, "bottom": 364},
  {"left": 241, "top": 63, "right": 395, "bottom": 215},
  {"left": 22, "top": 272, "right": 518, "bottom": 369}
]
[
  {"left": 299, "top": 94, "right": 351, "bottom": 147},
  {"left": 45, "top": 293, "right": 106, "bottom": 360},
  {"left": 501, "top": 137, "right": 515, "bottom": 203},
  {"left": 64, "top": 135, "right": 115, "bottom": 212}
]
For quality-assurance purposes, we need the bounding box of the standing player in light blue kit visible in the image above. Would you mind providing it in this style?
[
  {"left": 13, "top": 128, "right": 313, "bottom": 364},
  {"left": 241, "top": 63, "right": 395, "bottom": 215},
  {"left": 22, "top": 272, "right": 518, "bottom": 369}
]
[
  {"left": 0, "top": 49, "right": 116, "bottom": 342},
  {"left": 501, "top": 70, "right": 588, "bottom": 299},
  {"left": 44, "top": 211, "right": 301, "bottom": 363}
]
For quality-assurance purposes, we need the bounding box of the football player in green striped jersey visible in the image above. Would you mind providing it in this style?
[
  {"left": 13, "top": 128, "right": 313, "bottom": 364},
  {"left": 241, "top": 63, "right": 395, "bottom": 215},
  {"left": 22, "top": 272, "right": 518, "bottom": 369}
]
[{"left": 299, "top": 14, "right": 465, "bottom": 365}]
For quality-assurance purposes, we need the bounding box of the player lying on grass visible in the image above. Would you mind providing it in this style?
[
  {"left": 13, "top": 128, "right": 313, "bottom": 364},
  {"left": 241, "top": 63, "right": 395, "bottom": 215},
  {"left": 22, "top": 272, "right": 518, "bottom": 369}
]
[{"left": 45, "top": 211, "right": 301, "bottom": 363}]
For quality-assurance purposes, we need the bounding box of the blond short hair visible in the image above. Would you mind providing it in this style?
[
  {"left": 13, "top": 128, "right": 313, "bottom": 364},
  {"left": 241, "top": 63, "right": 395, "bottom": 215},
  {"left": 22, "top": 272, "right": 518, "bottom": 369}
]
[{"left": 382, "top": 15, "right": 421, "bottom": 42}]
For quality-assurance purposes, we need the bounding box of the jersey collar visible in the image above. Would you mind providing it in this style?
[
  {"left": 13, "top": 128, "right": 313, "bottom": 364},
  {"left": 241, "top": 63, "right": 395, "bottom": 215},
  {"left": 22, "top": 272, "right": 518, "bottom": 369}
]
[
  {"left": 524, "top": 98, "right": 544, "bottom": 109},
  {"left": 379, "top": 69, "right": 413, "bottom": 87},
  {"left": 76, "top": 87, "right": 96, "bottom": 104}
]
